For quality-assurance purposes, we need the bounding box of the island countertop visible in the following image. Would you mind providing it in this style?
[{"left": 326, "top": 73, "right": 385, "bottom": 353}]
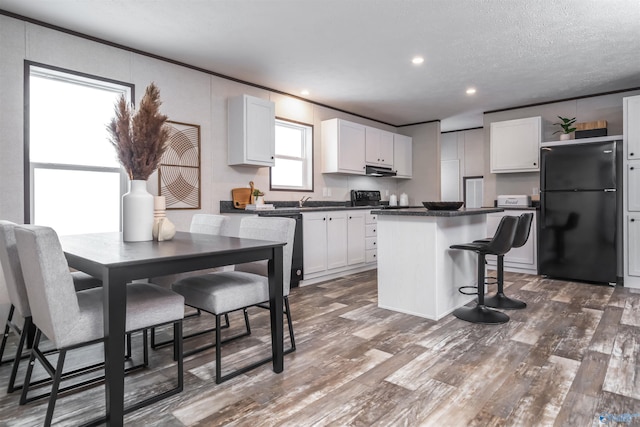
[{"left": 372, "top": 207, "right": 504, "bottom": 217}]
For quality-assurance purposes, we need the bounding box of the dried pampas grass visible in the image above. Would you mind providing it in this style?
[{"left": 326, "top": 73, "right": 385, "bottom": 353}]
[{"left": 107, "top": 82, "right": 169, "bottom": 180}]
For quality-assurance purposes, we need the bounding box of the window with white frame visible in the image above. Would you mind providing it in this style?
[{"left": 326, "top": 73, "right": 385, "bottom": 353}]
[
  {"left": 270, "top": 119, "right": 313, "bottom": 191},
  {"left": 27, "top": 64, "right": 132, "bottom": 235}
]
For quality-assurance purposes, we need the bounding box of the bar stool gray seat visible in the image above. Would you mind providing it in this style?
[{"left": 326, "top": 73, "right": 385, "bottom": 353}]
[
  {"left": 475, "top": 212, "right": 533, "bottom": 309},
  {"left": 171, "top": 216, "right": 296, "bottom": 384},
  {"left": 0, "top": 220, "right": 102, "bottom": 393},
  {"left": 449, "top": 215, "right": 518, "bottom": 324},
  {"left": 13, "top": 225, "right": 185, "bottom": 427}
]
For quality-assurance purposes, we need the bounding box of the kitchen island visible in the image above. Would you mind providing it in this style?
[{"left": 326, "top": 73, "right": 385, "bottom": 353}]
[{"left": 372, "top": 207, "right": 503, "bottom": 320}]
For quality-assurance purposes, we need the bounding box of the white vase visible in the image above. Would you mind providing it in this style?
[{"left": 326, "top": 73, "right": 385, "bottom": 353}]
[
  {"left": 560, "top": 133, "right": 571, "bottom": 141},
  {"left": 255, "top": 196, "right": 265, "bottom": 205},
  {"left": 122, "top": 180, "right": 154, "bottom": 242}
]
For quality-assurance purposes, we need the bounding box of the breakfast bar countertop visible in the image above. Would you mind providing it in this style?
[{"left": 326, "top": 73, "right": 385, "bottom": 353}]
[{"left": 372, "top": 207, "right": 504, "bottom": 217}]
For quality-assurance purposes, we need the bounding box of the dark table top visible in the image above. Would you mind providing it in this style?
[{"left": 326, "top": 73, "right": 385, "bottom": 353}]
[{"left": 60, "top": 231, "right": 285, "bottom": 268}]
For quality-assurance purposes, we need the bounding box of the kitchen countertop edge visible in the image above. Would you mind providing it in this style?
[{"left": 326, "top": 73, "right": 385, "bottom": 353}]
[{"left": 372, "top": 207, "right": 505, "bottom": 217}]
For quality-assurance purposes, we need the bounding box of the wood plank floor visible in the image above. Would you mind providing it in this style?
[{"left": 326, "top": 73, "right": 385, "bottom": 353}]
[{"left": 1, "top": 270, "right": 640, "bottom": 426}]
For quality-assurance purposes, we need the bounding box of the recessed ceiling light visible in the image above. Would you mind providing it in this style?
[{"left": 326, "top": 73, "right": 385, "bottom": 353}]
[
  {"left": 466, "top": 88, "right": 477, "bottom": 95},
  {"left": 300, "top": 89, "right": 310, "bottom": 96},
  {"left": 411, "top": 56, "right": 424, "bottom": 65}
]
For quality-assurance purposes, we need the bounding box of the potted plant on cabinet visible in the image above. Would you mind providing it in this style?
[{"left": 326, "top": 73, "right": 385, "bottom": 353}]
[
  {"left": 553, "top": 116, "right": 577, "bottom": 140},
  {"left": 252, "top": 188, "right": 265, "bottom": 204}
]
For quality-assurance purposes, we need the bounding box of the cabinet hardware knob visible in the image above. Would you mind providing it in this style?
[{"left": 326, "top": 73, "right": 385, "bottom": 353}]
[
  {"left": 632, "top": 153, "right": 635, "bottom": 156},
  {"left": 329, "top": 217, "right": 332, "bottom": 221},
  {"left": 373, "top": 242, "right": 376, "bottom": 245},
  {"left": 632, "top": 218, "right": 636, "bottom": 222},
  {"left": 323, "top": 217, "right": 326, "bottom": 221},
  {"left": 533, "top": 163, "right": 537, "bottom": 166},
  {"left": 373, "top": 229, "right": 376, "bottom": 232},
  {"left": 349, "top": 216, "right": 352, "bottom": 219}
]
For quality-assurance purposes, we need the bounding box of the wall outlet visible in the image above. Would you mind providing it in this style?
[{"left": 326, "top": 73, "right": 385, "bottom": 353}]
[
  {"left": 322, "top": 187, "right": 328, "bottom": 197},
  {"left": 532, "top": 187, "right": 539, "bottom": 196},
  {"left": 327, "top": 188, "right": 332, "bottom": 197},
  {"left": 385, "top": 189, "right": 389, "bottom": 196}
]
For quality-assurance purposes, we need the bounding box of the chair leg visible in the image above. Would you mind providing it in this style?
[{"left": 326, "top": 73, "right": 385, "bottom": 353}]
[
  {"left": 0, "top": 305, "right": 15, "bottom": 365},
  {"left": 175, "top": 321, "right": 183, "bottom": 390},
  {"left": 125, "top": 332, "right": 132, "bottom": 359},
  {"left": 19, "top": 329, "right": 41, "bottom": 405},
  {"left": 143, "top": 329, "right": 149, "bottom": 366},
  {"left": 7, "top": 316, "right": 32, "bottom": 393},
  {"left": 243, "top": 309, "right": 251, "bottom": 335},
  {"left": 215, "top": 314, "right": 222, "bottom": 384},
  {"left": 453, "top": 252, "right": 509, "bottom": 324},
  {"left": 484, "top": 255, "right": 527, "bottom": 309},
  {"left": 284, "top": 297, "right": 296, "bottom": 354},
  {"left": 44, "top": 348, "right": 66, "bottom": 427}
]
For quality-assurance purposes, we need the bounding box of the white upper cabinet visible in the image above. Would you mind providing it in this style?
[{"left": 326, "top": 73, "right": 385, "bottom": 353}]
[
  {"left": 627, "top": 96, "right": 640, "bottom": 160},
  {"left": 393, "top": 134, "right": 413, "bottom": 178},
  {"left": 228, "top": 94, "right": 275, "bottom": 167},
  {"left": 365, "top": 127, "right": 394, "bottom": 167},
  {"left": 490, "top": 116, "right": 541, "bottom": 173},
  {"left": 322, "top": 119, "right": 366, "bottom": 174}
]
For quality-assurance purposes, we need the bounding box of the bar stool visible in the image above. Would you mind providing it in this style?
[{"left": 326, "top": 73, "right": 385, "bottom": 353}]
[
  {"left": 449, "top": 215, "right": 518, "bottom": 324},
  {"left": 482, "top": 213, "right": 533, "bottom": 309}
]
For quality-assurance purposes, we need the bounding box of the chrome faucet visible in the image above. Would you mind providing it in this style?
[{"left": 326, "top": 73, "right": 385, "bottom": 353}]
[{"left": 299, "top": 196, "right": 312, "bottom": 207}]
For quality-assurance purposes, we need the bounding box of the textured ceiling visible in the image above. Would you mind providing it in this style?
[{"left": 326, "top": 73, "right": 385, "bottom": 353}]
[{"left": 1, "top": 0, "right": 639, "bottom": 131}]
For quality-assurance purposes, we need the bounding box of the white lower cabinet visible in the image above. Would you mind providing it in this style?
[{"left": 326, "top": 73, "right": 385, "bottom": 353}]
[
  {"left": 485, "top": 210, "right": 538, "bottom": 274},
  {"left": 302, "top": 209, "right": 375, "bottom": 284},
  {"left": 347, "top": 211, "right": 366, "bottom": 265},
  {"left": 627, "top": 215, "right": 640, "bottom": 278},
  {"left": 327, "top": 212, "right": 348, "bottom": 269},
  {"left": 365, "top": 211, "right": 377, "bottom": 263},
  {"left": 302, "top": 212, "right": 329, "bottom": 274}
]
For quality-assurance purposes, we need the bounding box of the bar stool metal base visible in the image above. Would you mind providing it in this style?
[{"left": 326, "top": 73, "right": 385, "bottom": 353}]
[
  {"left": 484, "top": 293, "right": 527, "bottom": 310},
  {"left": 453, "top": 304, "right": 510, "bottom": 324}
]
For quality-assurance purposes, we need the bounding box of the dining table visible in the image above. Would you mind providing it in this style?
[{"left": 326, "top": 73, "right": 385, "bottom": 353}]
[{"left": 60, "top": 231, "right": 285, "bottom": 427}]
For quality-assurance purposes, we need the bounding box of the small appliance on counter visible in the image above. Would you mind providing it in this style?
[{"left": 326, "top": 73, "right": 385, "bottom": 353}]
[
  {"left": 350, "top": 190, "right": 382, "bottom": 206},
  {"left": 350, "top": 190, "right": 413, "bottom": 209},
  {"left": 496, "top": 195, "right": 531, "bottom": 208}
]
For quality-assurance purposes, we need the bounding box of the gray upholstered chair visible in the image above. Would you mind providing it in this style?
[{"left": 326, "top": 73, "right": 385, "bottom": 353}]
[
  {"left": 0, "top": 220, "right": 102, "bottom": 393},
  {"left": 149, "top": 214, "right": 228, "bottom": 348},
  {"left": 13, "top": 225, "right": 185, "bottom": 427},
  {"left": 172, "top": 216, "right": 296, "bottom": 384}
]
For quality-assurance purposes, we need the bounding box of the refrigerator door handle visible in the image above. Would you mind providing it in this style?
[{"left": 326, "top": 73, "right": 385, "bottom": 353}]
[{"left": 604, "top": 188, "right": 616, "bottom": 192}]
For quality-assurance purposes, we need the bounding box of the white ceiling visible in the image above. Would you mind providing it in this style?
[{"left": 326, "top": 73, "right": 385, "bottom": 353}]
[{"left": 1, "top": 0, "right": 639, "bottom": 131}]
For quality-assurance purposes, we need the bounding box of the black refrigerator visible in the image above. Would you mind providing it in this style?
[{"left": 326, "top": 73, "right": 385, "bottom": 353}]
[{"left": 539, "top": 140, "right": 621, "bottom": 284}]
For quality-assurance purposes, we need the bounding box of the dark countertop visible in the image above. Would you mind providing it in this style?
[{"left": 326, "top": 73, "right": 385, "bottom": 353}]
[
  {"left": 219, "top": 200, "right": 421, "bottom": 215},
  {"left": 372, "top": 207, "right": 504, "bottom": 217}
]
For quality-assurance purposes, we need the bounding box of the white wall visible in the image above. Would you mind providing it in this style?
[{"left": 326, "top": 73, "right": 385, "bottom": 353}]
[{"left": 0, "top": 15, "right": 442, "bottom": 325}]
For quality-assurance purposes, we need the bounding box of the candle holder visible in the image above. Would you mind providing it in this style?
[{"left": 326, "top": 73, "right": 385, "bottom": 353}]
[{"left": 152, "top": 196, "right": 176, "bottom": 241}]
